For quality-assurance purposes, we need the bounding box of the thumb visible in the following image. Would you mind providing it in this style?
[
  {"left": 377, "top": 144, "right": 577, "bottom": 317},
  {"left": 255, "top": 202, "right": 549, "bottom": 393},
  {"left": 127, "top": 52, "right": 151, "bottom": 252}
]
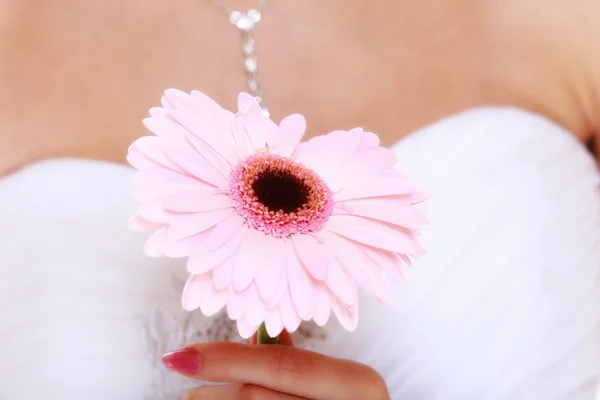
[{"left": 250, "top": 329, "right": 294, "bottom": 347}]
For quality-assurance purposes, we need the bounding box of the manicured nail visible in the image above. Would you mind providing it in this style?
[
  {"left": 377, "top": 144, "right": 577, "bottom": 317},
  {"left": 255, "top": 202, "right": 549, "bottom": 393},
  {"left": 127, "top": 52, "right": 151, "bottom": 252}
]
[{"left": 162, "top": 348, "right": 201, "bottom": 374}]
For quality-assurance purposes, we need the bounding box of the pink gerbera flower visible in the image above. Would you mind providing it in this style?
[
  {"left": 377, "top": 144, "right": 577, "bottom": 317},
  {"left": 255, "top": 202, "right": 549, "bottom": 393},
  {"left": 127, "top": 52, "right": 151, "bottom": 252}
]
[{"left": 128, "top": 89, "right": 428, "bottom": 339}]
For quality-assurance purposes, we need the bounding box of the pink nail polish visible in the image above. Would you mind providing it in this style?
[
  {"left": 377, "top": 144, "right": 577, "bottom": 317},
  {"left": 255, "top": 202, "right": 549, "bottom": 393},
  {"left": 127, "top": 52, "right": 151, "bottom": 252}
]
[{"left": 161, "top": 348, "right": 201, "bottom": 374}]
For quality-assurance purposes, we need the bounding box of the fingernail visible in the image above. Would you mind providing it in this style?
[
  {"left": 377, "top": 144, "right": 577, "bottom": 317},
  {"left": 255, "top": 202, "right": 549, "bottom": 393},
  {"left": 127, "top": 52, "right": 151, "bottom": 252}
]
[{"left": 162, "top": 348, "right": 201, "bottom": 374}]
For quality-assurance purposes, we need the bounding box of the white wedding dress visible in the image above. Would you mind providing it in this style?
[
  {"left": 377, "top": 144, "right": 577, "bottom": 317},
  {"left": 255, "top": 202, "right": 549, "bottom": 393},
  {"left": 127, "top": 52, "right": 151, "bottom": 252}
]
[{"left": 0, "top": 107, "right": 598, "bottom": 399}]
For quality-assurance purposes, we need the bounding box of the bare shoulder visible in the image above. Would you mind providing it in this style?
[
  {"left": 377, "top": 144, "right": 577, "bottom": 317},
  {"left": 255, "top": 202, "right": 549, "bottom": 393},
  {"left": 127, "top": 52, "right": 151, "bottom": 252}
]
[{"left": 481, "top": 1, "right": 599, "bottom": 152}]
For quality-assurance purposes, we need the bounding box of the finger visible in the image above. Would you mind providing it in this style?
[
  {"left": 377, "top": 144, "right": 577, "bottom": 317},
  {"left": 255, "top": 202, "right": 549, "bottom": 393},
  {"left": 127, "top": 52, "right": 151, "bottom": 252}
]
[
  {"left": 184, "top": 383, "right": 306, "bottom": 400},
  {"left": 162, "top": 342, "right": 389, "bottom": 400},
  {"left": 250, "top": 329, "right": 294, "bottom": 346}
]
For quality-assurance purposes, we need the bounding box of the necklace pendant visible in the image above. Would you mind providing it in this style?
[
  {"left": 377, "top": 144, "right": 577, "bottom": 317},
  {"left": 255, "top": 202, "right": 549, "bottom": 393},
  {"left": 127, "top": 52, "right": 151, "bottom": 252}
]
[{"left": 229, "top": 8, "right": 262, "bottom": 32}]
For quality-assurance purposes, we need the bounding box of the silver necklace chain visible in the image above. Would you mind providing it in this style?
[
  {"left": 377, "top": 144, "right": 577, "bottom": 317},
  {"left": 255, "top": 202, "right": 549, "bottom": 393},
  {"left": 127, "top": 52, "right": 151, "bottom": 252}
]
[{"left": 212, "top": 0, "right": 270, "bottom": 117}]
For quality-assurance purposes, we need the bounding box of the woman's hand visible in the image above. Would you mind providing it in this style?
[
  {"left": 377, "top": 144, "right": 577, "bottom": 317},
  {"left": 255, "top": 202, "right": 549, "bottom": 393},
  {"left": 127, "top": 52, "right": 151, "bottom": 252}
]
[{"left": 162, "top": 331, "right": 390, "bottom": 400}]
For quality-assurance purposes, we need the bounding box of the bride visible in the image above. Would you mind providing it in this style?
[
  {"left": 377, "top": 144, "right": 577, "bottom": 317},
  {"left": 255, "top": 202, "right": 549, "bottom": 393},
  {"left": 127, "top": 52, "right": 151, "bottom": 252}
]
[{"left": 0, "top": 1, "right": 598, "bottom": 399}]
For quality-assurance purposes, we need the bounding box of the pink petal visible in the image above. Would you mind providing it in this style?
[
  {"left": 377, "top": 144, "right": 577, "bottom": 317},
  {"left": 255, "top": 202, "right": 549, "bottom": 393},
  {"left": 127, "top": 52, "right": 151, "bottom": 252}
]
[
  {"left": 187, "top": 226, "right": 247, "bottom": 274},
  {"left": 237, "top": 92, "right": 255, "bottom": 110},
  {"left": 168, "top": 209, "right": 235, "bottom": 240},
  {"left": 362, "top": 247, "right": 406, "bottom": 285},
  {"left": 149, "top": 106, "right": 169, "bottom": 118},
  {"left": 164, "top": 148, "right": 227, "bottom": 187},
  {"left": 190, "top": 90, "right": 222, "bottom": 110},
  {"left": 325, "top": 215, "right": 418, "bottom": 254},
  {"left": 127, "top": 151, "right": 160, "bottom": 171},
  {"left": 400, "top": 254, "right": 413, "bottom": 268},
  {"left": 279, "top": 291, "right": 302, "bottom": 333},
  {"left": 186, "top": 135, "right": 232, "bottom": 177},
  {"left": 343, "top": 147, "right": 398, "bottom": 172},
  {"left": 207, "top": 214, "right": 245, "bottom": 250},
  {"left": 291, "top": 234, "right": 328, "bottom": 280},
  {"left": 337, "top": 198, "right": 424, "bottom": 230},
  {"left": 139, "top": 203, "right": 173, "bottom": 224},
  {"left": 227, "top": 289, "right": 249, "bottom": 320},
  {"left": 143, "top": 116, "right": 190, "bottom": 139},
  {"left": 270, "top": 114, "right": 306, "bottom": 157},
  {"left": 235, "top": 97, "right": 278, "bottom": 154},
  {"left": 254, "top": 240, "right": 286, "bottom": 305},
  {"left": 167, "top": 107, "right": 240, "bottom": 165},
  {"left": 181, "top": 274, "right": 209, "bottom": 311},
  {"left": 236, "top": 317, "right": 258, "bottom": 339},
  {"left": 182, "top": 273, "right": 226, "bottom": 316},
  {"left": 331, "top": 297, "right": 359, "bottom": 331},
  {"left": 132, "top": 136, "right": 187, "bottom": 173},
  {"left": 144, "top": 227, "right": 168, "bottom": 257},
  {"left": 163, "top": 89, "right": 207, "bottom": 111},
  {"left": 232, "top": 229, "right": 270, "bottom": 292},
  {"left": 212, "top": 256, "right": 234, "bottom": 290},
  {"left": 163, "top": 233, "right": 204, "bottom": 258},
  {"left": 324, "top": 253, "right": 357, "bottom": 306},
  {"left": 286, "top": 244, "right": 316, "bottom": 321},
  {"left": 131, "top": 168, "right": 202, "bottom": 202},
  {"left": 201, "top": 286, "right": 227, "bottom": 317},
  {"left": 333, "top": 176, "right": 416, "bottom": 202},
  {"left": 291, "top": 129, "right": 362, "bottom": 188},
  {"left": 164, "top": 192, "right": 231, "bottom": 213},
  {"left": 245, "top": 285, "right": 268, "bottom": 326},
  {"left": 359, "top": 131, "right": 380, "bottom": 148},
  {"left": 127, "top": 214, "right": 163, "bottom": 231},
  {"left": 313, "top": 284, "right": 332, "bottom": 327},
  {"left": 265, "top": 310, "right": 284, "bottom": 338},
  {"left": 322, "top": 232, "right": 392, "bottom": 305}
]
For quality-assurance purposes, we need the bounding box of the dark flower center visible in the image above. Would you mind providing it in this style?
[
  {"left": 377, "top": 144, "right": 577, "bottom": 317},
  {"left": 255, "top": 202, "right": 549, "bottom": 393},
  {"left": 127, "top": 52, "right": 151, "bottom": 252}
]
[{"left": 252, "top": 168, "right": 310, "bottom": 213}]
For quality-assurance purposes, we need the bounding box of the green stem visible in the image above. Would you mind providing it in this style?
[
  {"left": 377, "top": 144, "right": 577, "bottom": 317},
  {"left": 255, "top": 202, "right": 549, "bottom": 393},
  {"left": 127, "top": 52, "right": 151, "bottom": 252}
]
[{"left": 257, "top": 322, "right": 279, "bottom": 345}]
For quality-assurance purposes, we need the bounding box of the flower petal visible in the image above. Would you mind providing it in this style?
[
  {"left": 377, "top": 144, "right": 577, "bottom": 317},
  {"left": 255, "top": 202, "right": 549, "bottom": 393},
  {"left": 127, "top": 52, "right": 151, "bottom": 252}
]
[
  {"left": 181, "top": 274, "right": 209, "bottom": 311},
  {"left": 167, "top": 107, "right": 239, "bottom": 165},
  {"left": 245, "top": 285, "right": 268, "bottom": 326},
  {"left": 212, "top": 256, "right": 234, "bottom": 290},
  {"left": 363, "top": 247, "right": 407, "bottom": 285},
  {"left": 333, "top": 176, "right": 416, "bottom": 202},
  {"left": 270, "top": 114, "right": 306, "bottom": 157},
  {"left": 168, "top": 208, "right": 234, "bottom": 240},
  {"left": 331, "top": 296, "right": 359, "bottom": 331},
  {"left": 325, "top": 215, "right": 418, "bottom": 254},
  {"left": 254, "top": 240, "right": 286, "bottom": 305},
  {"left": 234, "top": 94, "right": 278, "bottom": 154},
  {"left": 227, "top": 289, "right": 249, "bottom": 320},
  {"left": 139, "top": 203, "right": 173, "bottom": 224},
  {"left": 164, "top": 148, "right": 227, "bottom": 187},
  {"left": 232, "top": 229, "right": 270, "bottom": 292},
  {"left": 201, "top": 287, "right": 228, "bottom": 317},
  {"left": 144, "top": 227, "right": 168, "bottom": 257},
  {"left": 236, "top": 317, "right": 258, "bottom": 339},
  {"left": 164, "top": 192, "right": 231, "bottom": 213},
  {"left": 292, "top": 128, "right": 364, "bottom": 187},
  {"left": 279, "top": 291, "right": 302, "bottom": 333},
  {"left": 265, "top": 310, "right": 285, "bottom": 338},
  {"left": 322, "top": 232, "right": 392, "bottom": 305},
  {"left": 313, "top": 284, "right": 332, "bottom": 327},
  {"left": 337, "top": 198, "right": 426, "bottom": 230},
  {"left": 207, "top": 214, "right": 245, "bottom": 251},
  {"left": 131, "top": 136, "right": 186, "bottom": 173},
  {"left": 291, "top": 234, "right": 328, "bottom": 281},
  {"left": 324, "top": 253, "right": 357, "bottom": 306},
  {"left": 127, "top": 213, "right": 163, "bottom": 231},
  {"left": 143, "top": 116, "right": 190, "bottom": 139},
  {"left": 186, "top": 135, "right": 233, "bottom": 177},
  {"left": 286, "top": 244, "right": 316, "bottom": 321},
  {"left": 163, "top": 233, "right": 204, "bottom": 258},
  {"left": 187, "top": 225, "right": 247, "bottom": 274}
]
